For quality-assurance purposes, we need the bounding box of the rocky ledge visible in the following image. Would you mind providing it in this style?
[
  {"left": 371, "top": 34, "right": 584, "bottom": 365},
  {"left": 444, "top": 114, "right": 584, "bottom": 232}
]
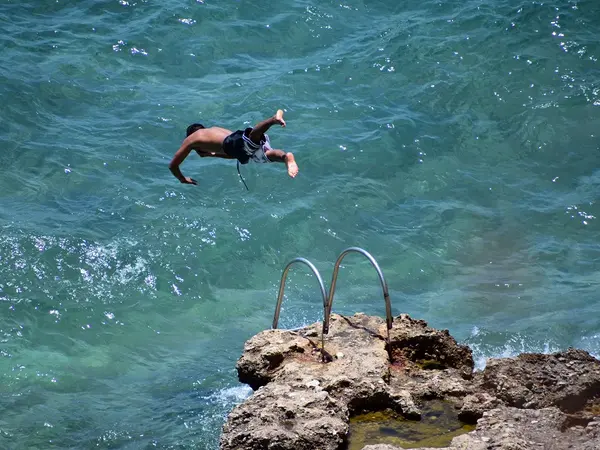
[{"left": 220, "top": 313, "right": 600, "bottom": 450}]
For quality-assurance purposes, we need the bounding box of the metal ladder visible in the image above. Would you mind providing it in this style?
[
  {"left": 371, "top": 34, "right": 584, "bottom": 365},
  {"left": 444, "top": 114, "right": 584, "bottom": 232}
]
[
  {"left": 272, "top": 257, "right": 329, "bottom": 354},
  {"left": 272, "top": 247, "right": 392, "bottom": 359}
]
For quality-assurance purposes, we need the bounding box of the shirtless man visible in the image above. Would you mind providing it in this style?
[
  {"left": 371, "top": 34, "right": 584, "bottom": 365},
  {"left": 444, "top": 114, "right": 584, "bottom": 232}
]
[{"left": 169, "top": 109, "right": 299, "bottom": 185}]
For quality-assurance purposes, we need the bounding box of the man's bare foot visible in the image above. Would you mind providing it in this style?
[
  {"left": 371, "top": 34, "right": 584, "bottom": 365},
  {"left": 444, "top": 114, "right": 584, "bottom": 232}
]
[
  {"left": 274, "top": 109, "right": 286, "bottom": 127},
  {"left": 285, "top": 153, "right": 298, "bottom": 178}
]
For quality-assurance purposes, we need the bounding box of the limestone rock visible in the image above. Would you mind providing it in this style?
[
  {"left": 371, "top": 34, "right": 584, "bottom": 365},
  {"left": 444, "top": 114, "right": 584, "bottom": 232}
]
[
  {"left": 450, "top": 406, "right": 600, "bottom": 450},
  {"left": 221, "top": 313, "right": 600, "bottom": 450},
  {"left": 477, "top": 348, "right": 600, "bottom": 414},
  {"left": 221, "top": 382, "right": 348, "bottom": 450},
  {"left": 388, "top": 314, "right": 474, "bottom": 374},
  {"left": 236, "top": 329, "right": 313, "bottom": 390}
]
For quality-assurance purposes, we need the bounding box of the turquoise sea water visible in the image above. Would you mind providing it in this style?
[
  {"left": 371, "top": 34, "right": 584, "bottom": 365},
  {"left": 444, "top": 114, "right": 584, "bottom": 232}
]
[{"left": 1, "top": 0, "right": 599, "bottom": 448}]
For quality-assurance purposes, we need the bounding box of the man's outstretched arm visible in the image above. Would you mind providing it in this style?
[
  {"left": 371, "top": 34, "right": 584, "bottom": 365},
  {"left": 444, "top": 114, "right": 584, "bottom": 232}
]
[{"left": 169, "top": 139, "right": 197, "bottom": 184}]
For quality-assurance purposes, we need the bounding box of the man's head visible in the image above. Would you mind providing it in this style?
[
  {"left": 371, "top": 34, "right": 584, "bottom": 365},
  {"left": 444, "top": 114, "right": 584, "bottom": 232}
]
[{"left": 186, "top": 123, "right": 205, "bottom": 136}]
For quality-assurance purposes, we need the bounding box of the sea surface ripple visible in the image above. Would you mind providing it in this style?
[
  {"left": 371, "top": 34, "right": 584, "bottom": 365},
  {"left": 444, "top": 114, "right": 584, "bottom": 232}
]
[{"left": 1, "top": 0, "right": 599, "bottom": 448}]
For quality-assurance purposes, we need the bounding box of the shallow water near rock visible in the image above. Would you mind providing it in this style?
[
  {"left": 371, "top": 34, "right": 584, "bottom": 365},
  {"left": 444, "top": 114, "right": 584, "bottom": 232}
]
[{"left": 347, "top": 400, "right": 475, "bottom": 449}]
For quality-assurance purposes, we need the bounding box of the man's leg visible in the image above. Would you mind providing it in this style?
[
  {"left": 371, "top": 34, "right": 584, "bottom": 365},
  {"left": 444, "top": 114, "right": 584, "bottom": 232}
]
[
  {"left": 248, "top": 109, "right": 286, "bottom": 144},
  {"left": 265, "top": 149, "right": 298, "bottom": 178}
]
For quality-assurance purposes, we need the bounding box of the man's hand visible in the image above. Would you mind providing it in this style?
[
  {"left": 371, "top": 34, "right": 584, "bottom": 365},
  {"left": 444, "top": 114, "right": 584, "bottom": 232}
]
[{"left": 180, "top": 177, "right": 197, "bottom": 185}]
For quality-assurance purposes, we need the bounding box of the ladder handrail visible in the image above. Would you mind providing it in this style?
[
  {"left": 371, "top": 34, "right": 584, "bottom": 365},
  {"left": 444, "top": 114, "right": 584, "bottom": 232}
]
[
  {"left": 324, "top": 247, "right": 392, "bottom": 340},
  {"left": 272, "top": 257, "right": 328, "bottom": 358}
]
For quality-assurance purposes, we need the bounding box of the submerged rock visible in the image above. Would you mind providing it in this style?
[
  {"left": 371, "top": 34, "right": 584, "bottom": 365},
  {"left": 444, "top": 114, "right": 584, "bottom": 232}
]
[{"left": 220, "top": 313, "right": 600, "bottom": 450}]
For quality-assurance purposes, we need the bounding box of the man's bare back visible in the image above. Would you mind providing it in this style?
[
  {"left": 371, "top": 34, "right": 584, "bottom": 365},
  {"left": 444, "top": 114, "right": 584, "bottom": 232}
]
[
  {"left": 169, "top": 110, "right": 298, "bottom": 185},
  {"left": 187, "top": 127, "right": 234, "bottom": 158}
]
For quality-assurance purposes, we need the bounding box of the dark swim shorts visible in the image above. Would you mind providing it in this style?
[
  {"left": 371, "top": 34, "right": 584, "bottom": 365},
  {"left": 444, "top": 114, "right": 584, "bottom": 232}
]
[{"left": 222, "top": 128, "right": 272, "bottom": 165}]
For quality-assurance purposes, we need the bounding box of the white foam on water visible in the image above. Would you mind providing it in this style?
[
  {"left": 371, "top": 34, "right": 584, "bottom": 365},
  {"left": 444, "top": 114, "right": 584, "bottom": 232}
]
[
  {"left": 203, "top": 385, "right": 253, "bottom": 409},
  {"left": 578, "top": 333, "right": 600, "bottom": 359},
  {"left": 217, "top": 385, "right": 253, "bottom": 404},
  {"left": 466, "top": 325, "right": 564, "bottom": 371}
]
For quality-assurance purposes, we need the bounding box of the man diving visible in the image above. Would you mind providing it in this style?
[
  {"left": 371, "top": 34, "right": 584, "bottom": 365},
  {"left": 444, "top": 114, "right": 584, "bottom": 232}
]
[{"left": 169, "top": 109, "right": 299, "bottom": 185}]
